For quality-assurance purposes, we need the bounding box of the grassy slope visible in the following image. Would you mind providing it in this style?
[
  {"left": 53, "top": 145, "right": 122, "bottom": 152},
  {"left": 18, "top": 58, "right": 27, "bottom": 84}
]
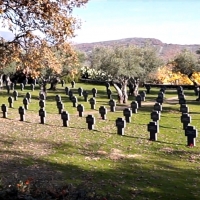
[{"left": 0, "top": 83, "right": 200, "bottom": 200}]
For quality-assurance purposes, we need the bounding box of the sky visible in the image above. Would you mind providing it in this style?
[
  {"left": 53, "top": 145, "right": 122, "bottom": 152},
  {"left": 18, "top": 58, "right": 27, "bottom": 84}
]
[{"left": 71, "top": 0, "right": 200, "bottom": 45}]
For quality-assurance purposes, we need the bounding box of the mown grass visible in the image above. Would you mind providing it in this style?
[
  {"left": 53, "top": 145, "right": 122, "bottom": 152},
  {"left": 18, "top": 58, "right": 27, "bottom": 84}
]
[{"left": 0, "top": 82, "right": 200, "bottom": 200}]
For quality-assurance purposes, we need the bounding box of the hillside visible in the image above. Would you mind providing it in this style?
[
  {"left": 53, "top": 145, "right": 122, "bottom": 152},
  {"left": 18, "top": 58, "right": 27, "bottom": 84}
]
[{"left": 74, "top": 37, "right": 200, "bottom": 61}]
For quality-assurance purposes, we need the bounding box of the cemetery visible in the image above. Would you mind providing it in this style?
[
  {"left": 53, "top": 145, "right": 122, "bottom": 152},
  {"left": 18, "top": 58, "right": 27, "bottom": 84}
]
[
  {"left": 1, "top": 0, "right": 200, "bottom": 199},
  {"left": 0, "top": 81, "right": 200, "bottom": 199}
]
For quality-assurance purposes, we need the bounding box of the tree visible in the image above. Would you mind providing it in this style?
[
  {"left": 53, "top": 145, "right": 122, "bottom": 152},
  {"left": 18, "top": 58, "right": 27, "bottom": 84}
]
[
  {"left": 89, "top": 45, "right": 162, "bottom": 103},
  {"left": 171, "top": 49, "right": 200, "bottom": 84},
  {"left": 0, "top": 0, "right": 88, "bottom": 77}
]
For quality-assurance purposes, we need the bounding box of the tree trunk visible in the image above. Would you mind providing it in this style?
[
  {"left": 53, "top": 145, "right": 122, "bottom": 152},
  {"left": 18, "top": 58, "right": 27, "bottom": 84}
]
[
  {"left": 113, "top": 80, "right": 128, "bottom": 104},
  {"left": 128, "top": 77, "right": 139, "bottom": 97},
  {"left": 48, "top": 77, "right": 60, "bottom": 90}
]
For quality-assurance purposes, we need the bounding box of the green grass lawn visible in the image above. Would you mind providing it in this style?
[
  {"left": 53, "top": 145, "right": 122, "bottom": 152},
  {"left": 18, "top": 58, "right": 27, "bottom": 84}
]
[{"left": 0, "top": 82, "right": 200, "bottom": 200}]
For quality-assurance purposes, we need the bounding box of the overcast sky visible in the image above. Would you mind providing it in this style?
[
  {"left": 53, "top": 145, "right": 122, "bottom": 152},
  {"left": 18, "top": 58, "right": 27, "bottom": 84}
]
[{"left": 71, "top": 0, "right": 200, "bottom": 45}]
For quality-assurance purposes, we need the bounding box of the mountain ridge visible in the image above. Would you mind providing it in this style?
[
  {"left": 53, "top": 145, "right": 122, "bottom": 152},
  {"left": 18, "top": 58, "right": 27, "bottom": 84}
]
[{"left": 74, "top": 37, "right": 200, "bottom": 61}]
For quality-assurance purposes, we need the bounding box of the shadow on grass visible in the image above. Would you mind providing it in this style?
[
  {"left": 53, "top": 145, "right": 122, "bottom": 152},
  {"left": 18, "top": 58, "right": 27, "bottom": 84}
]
[{"left": 0, "top": 139, "right": 200, "bottom": 200}]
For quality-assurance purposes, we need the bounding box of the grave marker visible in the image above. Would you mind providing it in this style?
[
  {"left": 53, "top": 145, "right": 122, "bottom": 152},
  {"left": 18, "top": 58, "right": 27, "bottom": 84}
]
[
  {"left": 109, "top": 99, "right": 116, "bottom": 112},
  {"left": 136, "top": 95, "right": 142, "bottom": 108},
  {"left": 6, "top": 85, "right": 10, "bottom": 94},
  {"left": 185, "top": 126, "right": 198, "bottom": 146},
  {"left": 181, "top": 113, "right": 191, "bottom": 130},
  {"left": 145, "top": 84, "right": 151, "bottom": 94},
  {"left": 99, "top": 106, "right": 107, "bottom": 120},
  {"left": 123, "top": 108, "right": 132, "bottom": 123},
  {"left": 68, "top": 90, "right": 73, "bottom": 100},
  {"left": 89, "top": 97, "right": 96, "bottom": 109},
  {"left": 91, "top": 88, "right": 97, "bottom": 97},
  {"left": 130, "top": 101, "right": 138, "bottom": 113},
  {"left": 153, "top": 102, "right": 162, "bottom": 113},
  {"left": 78, "top": 87, "right": 83, "bottom": 96},
  {"left": 61, "top": 111, "right": 70, "bottom": 127},
  {"left": 39, "top": 100, "right": 45, "bottom": 108},
  {"left": 107, "top": 88, "right": 112, "bottom": 99},
  {"left": 83, "top": 90, "right": 88, "bottom": 102},
  {"left": 180, "top": 104, "right": 189, "bottom": 114},
  {"left": 8, "top": 96, "right": 14, "bottom": 108},
  {"left": 1, "top": 104, "right": 8, "bottom": 118},
  {"left": 13, "top": 90, "right": 18, "bottom": 101},
  {"left": 147, "top": 121, "right": 159, "bottom": 141},
  {"left": 86, "top": 115, "right": 95, "bottom": 130},
  {"left": 151, "top": 110, "right": 160, "bottom": 128},
  {"left": 116, "top": 118, "right": 126, "bottom": 135},
  {"left": 23, "top": 98, "right": 29, "bottom": 110},
  {"left": 65, "top": 87, "right": 70, "bottom": 95},
  {"left": 77, "top": 104, "right": 84, "bottom": 117},
  {"left": 19, "top": 106, "right": 25, "bottom": 121},
  {"left": 61, "top": 80, "right": 65, "bottom": 87},
  {"left": 57, "top": 101, "right": 64, "bottom": 114},
  {"left": 139, "top": 91, "right": 146, "bottom": 101},
  {"left": 26, "top": 92, "right": 31, "bottom": 103},
  {"left": 71, "top": 81, "right": 75, "bottom": 88},
  {"left": 71, "top": 96, "right": 78, "bottom": 107},
  {"left": 39, "top": 108, "right": 46, "bottom": 124}
]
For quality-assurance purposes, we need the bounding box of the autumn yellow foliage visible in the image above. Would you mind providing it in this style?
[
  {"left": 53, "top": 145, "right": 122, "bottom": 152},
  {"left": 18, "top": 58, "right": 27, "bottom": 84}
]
[{"left": 152, "top": 65, "right": 200, "bottom": 85}]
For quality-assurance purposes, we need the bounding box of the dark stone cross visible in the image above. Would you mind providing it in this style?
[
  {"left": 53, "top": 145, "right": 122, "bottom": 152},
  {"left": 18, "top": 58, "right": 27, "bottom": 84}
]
[
  {"left": 89, "top": 97, "right": 96, "bottom": 109},
  {"left": 68, "top": 90, "right": 73, "bottom": 101},
  {"left": 86, "top": 114, "right": 95, "bottom": 130},
  {"left": 99, "top": 106, "right": 107, "bottom": 120},
  {"left": 39, "top": 108, "right": 46, "bottom": 124},
  {"left": 179, "top": 97, "right": 186, "bottom": 105},
  {"left": 145, "top": 84, "right": 151, "bottom": 94},
  {"left": 61, "top": 80, "right": 65, "bottom": 87},
  {"left": 130, "top": 101, "right": 138, "bottom": 113},
  {"left": 6, "top": 85, "right": 10, "bottom": 94},
  {"left": 77, "top": 104, "right": 84, "bottom": 117},
  {"left": 71, "top": 96, "right": 78, "bottom": 107},
  {"left": 61, "top": 111, "right": 70, "bottom": 127},
  {"left": 107, "top": 88, "right": 112, "bottom": 99},
  {"left": 8, "top": 96, "right": 14, "bottom": 108},
  {"left": 83, "top": 90, "right": 88, "bottom": 102},
  {"left": 135, "top": 95, "right": 142, "bottom": 108},
  {"left": 1, "top": 104, "right": 8, "bottom": 118},
  {"left": 181, "top": 113, "right": 191, "bottom": 130},
  {"left": 13, "top": 90, "right": 18, "bottom": 101},
  {"left": 65, "top": 87, "right": 70, "bottom": 95},
  {"left": 18, "top": 106, "right": 25, "bottom": 121},
  {"left": 26, "top": 92, "right": 31, "bottom": 103},
  {"left": 109, "top": 99, "right": 116, "bottom": 112},
  {"left": 153, "top": 102, "right": 162, "bottom": 113},
  {"left": 180, "top": 104, "right": 189, "bottom": 114},
  {"left": 123, "top": 108, "right": 132, "bottom": 123},
  {"left": 78, "top": 87, "right": 83, "bottom": 96},
  {"left": 139, "top": 91, "right": 146, "bottom": 101},
  {"left": 116, "top": 117, "right": 126, "bottom": 135},
  {"left": 23, "top": 98, "right": 29, "bottom": 110},
  {"left": 39, "top": 92, "right": 46, "bottom": 100},
  {"left": 91, "top": 88, "right": 97, "bottom": 97},
  {"left": 185, "top": 126, "right": 198, "bottom": 146},
  {"left": 147, "top": 121, "right": 159, "bottom": 141},
  {"left": 57, "top": 101, "right": 64, "bottom": 114},
  {"left": 71, "top": 81, "right": 75, "bottom": 88},
  {"left": 39, "top": 100, "right": 45, "bottom": 109},
  {"left": 55, "top": 94, "right": 61, "bottom": 103},
  {"left": 151, "top": 110, "right": 160, "bottom": 128}
]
